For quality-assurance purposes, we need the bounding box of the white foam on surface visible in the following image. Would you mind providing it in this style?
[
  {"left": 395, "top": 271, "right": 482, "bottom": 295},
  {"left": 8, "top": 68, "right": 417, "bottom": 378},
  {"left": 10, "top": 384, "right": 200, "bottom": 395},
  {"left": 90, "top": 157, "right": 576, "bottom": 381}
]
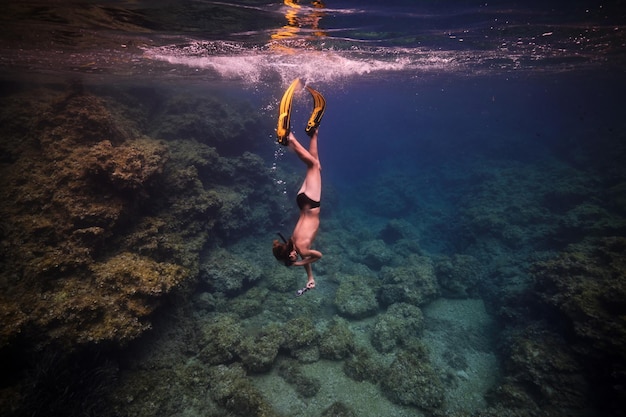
[{"left": 141, "top": 41, "right": 458, "bottom": 86}]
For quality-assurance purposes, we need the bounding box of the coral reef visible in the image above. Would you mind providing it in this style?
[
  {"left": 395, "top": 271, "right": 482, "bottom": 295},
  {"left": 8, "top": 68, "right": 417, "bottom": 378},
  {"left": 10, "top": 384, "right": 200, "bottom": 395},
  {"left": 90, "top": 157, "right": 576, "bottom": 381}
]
[
  {"left": 333, "top": 275, "right": 379, "bottom": 319},
  {"left": 370, "top": 302, "right": 424, "bottom": 353},
  {"left": 378, "top": 254, "right": 439, "bottom": 307}
]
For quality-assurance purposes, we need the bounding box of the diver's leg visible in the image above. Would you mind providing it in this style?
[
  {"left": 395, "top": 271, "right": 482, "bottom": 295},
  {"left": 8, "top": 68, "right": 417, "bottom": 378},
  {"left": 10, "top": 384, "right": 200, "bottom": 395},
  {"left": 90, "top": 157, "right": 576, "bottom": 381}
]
[
  {"left": 300, "top": 129, "right": 321, "bottom": 200},
  {"left": 308, "top": 128, "right": 319, "bottom": 161},
  {"left": 288, "top": 132, "right": 317, "bottom": 168},
  {"left": 289, "top": 132, "right": 321, "bottom": 201},
  {"left": 298, "top": 165, "right": 321, "bottom": 201},
  {"left": 304, "top": 264, "right": 316, "bottom": 289}
]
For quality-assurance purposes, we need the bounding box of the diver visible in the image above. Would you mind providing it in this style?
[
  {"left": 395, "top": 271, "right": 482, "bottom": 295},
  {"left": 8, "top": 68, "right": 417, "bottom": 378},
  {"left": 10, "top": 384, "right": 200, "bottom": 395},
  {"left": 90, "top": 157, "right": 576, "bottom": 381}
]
[{"left": 272, "top": 79, "right": 326, "bottom": 296}]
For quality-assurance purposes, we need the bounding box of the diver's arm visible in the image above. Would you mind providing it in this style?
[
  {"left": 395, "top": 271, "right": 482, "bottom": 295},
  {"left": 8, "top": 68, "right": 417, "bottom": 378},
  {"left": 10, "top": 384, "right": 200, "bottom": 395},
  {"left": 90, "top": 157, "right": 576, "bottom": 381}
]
[{"left": 292, "top": 249, "right": 322, "bottom": 266}]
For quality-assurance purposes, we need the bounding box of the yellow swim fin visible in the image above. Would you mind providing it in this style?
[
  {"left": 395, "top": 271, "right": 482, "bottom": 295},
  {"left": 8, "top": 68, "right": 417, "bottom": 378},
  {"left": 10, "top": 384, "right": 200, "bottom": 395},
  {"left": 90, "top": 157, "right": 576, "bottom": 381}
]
[
  {"left": 276, "top": 78, "right": 301, "bottom": 145},
  {"left": 305, "top": 86, "right": 326, "bottom": 137}
]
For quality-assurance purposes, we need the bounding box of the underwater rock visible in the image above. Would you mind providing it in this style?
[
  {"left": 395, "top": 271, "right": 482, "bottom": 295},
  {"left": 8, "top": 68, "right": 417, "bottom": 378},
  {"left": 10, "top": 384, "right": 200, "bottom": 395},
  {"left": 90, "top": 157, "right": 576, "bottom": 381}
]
[
  {"left": 319, "top": 316, "right": 355, "bottom": 360},
  {"left": 85, "top": 137, "right": 168, "bottom": 193},
  {"left": 282, "top": 316, "right": 320, "bottom": 363},
  {"left": 82, "top": 252, "right": 187, "bottom": 341},
  {"left": 532, "top": 237, "right": 626, "bottom": 409},
  {"left": 200, "top": 248, "right": 261, "bottom": 295},
  {"left": 442, "top": 349, "right": 469, "bottom": 371},
  {"left": 208, "top": 363, "right": 279, "bottom": 417},
  {"left": 378, "top": 254, "right": 439, "bottom": 307},
  {"left": 343, "top": 346, "right": 384, "bottom": 383},
  {"left": 149, "top": 136, "right": 284, "bottom": 256},
  {"left": 265, "top": 264, "right": 300, "bottom": 292},
  {"left": 149, "top": 94, "right": 262, "bottom": 156},
  {"left": 226, "top": 287, "right": 269, "bottom": 318},
  {"left": 214, "top": 154, "right": 280, "bottom": 239},
  {"left": 238, "top": 323, "right": 283, "bottom": 373},
  {"left": 359, "top": 173, "right": 412, "bottom": 217},
  {"left": 92, "top": 251, "right": 186, "bottom": 296},
  {"left": 276, "top": 359, "right": 321, "bottom": 398},
  {"left": 0, "top": 89, "right": 214, "bottom": 350},
  {"left": 379, "top": 218, "right": 417, "bottom": 244},
  {"left": 197, "top": 314, "right": 243, "bottom": 365},
  {"left": 333, "top": 275, "right": 379, "bottom": 319},
  {"left": 320, "top": 401, "right": 357, "bottom": 417},
  {"left": 533, "top": 238, "right": 626, "bottom": 357},
  {"left": 370, "top": 302, "right": 424, "bottom": 353},
  {"left": 0, "top": 249, "right": 190, "bottom": 350},
  {"left": 484, "top": 382, "right": 540, "bottom": 412},
  {"left": 291, "top": 345, "right": 320, "bottom": 363},
  {"left": 0, "top": 85, "right": 283, "bottom": 416},
  {"left": 359, "top": 239, "right": 394, "bottom": 270},
  {"left": 381, "top": 342, "right": 445, "bottom": 410},
  {"left": 489, "top": 323, "right": 590, "bottom": 415},
  {"left": 435, "top": 254, "right": 482, "bottom": 298},
  {"left": 554, "top": 202, "right": 626, "bottom": 243},
  {"left": 193, "top": 291, "right": 217, "bottom": 311}
]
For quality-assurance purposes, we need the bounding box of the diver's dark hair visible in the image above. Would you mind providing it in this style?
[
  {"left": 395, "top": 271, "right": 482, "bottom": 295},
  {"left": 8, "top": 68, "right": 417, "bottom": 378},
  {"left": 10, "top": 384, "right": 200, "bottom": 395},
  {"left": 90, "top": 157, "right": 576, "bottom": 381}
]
[{"left": 273, "top": 233, "right": 294, "bottom": 266}]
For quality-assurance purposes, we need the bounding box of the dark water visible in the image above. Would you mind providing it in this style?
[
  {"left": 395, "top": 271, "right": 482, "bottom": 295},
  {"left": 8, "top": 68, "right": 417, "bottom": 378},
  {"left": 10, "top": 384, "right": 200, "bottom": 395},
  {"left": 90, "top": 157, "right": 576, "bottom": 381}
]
[{"left": 1, "top": 1, "right": 626, "bottom": 417}]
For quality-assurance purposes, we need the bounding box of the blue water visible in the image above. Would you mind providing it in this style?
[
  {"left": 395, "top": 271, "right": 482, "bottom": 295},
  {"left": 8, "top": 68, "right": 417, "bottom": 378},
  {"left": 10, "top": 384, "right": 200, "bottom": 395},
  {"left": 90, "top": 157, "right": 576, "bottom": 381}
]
[{"left": 1, "top": 1, "right": 626, "bottom": 416}]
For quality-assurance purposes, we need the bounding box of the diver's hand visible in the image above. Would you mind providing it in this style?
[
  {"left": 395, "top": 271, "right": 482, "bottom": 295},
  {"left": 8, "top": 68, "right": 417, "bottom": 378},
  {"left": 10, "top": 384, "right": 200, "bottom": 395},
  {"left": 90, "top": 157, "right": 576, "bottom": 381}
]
[{"left": 306, "top": 278, "right": 316, "bottom": 289}]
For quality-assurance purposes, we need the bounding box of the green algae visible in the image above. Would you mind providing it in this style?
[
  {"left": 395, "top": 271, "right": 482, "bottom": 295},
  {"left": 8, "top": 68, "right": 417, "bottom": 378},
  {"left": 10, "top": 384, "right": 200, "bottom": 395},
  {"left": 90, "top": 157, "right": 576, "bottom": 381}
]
[
  {"left": 209, "top": 363, "right": 280, "bottom": 417},
  {"left": 381, "top": 342, "right": 445, "bottom": 409},
  {"left": 370, "top": 302, "right": 424, "bottom": 353},
  {"left": 319, "top": 316, "right": 355, "bottom": 360},
  {"left": 238, "top": 323, "right": 283, "bottom": 373},
  {"left": 276, "top": 358, "right": 321, "bottom": 398},
  {"left": 378, "top": 254, "right": 440, "bottom": 307},
  {"left": 333, "top": 275, "right": 379, "bottom": 319}
]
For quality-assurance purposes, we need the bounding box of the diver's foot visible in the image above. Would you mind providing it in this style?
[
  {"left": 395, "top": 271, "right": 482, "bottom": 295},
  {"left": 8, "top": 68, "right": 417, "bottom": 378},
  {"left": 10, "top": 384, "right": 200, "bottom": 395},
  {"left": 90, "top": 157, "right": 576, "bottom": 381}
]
[
  {"left": 277, "top": 134, "right": 290, "bottom": 146},
  {"left": 305, "top": 86, "right": 326, "bottom": 137},
  {"left": 279, "top": 131, "right": 296, "bottom": 147},
  {"left": 277, "top": 78, "right": 301, "bottom": 145}
]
